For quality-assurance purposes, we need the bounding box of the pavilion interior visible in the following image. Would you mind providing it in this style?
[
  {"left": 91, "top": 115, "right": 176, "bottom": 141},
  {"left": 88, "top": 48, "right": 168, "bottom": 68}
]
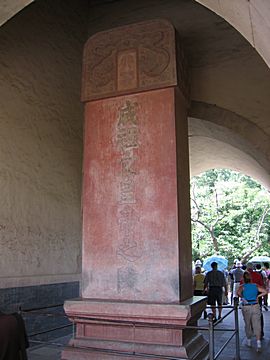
[{"left": 0, "top": 0, "right": 270, "bottom": 320}]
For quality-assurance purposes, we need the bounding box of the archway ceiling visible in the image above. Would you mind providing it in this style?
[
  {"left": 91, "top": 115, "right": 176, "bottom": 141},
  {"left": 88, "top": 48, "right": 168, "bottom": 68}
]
[
  {"left": 2, "top": 0, "right": 270, "bottom": 69},
  {"left": 1, "top": 0, "right": 270, "bottom": 187},
  {"left": 0, "top": 0, "right": 32, "bottom": 27},
  {"left": 189, "top": 116, "right": 270, "bottom": 189},
  {"left": 189, "top": 134, "right": 270, "bottom": 189},
  {"left": 195, "top": 0, "right": 270, "bottom": 70}
]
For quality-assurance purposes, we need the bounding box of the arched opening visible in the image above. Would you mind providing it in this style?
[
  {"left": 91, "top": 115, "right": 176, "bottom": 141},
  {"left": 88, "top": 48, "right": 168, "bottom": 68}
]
[
  {"left": 0, "top": 0, "right": 269, "bottom": 357},
  {"left": 191, "top": 168, "right": 270, "bottom": 264}
]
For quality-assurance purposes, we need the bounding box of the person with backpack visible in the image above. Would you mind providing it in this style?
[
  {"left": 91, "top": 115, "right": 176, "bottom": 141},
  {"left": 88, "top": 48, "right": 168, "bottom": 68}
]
[
  {"left": 237, "top": 271, "right": 267, "bottom": 352},
  {"left": 245, "top": 263, "right": 265, "bottom": 338}
]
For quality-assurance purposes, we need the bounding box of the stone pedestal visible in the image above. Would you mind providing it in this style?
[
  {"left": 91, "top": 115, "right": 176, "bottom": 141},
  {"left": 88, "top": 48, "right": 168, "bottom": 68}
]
[
  {"left": 62, "top": 20, "right": 208, "bottom": 359},
  {"left": 62, "top": 297, "right": 208, "bottom": 360}
]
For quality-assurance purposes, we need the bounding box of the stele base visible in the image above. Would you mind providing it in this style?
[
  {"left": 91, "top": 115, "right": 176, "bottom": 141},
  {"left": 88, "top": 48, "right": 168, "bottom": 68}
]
[{"left": 62, "top": 296, "right": 208, "bottom": 360}]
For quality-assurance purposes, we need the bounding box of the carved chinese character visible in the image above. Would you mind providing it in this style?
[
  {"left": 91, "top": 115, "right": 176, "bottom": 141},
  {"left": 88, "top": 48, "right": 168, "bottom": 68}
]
[{"left": 118, "top": 100, "right": 138, "bottom": 127}]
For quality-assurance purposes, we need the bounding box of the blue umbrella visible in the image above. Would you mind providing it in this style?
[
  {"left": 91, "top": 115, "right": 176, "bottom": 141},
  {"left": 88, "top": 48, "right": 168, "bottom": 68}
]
[
  {"left": 249, "top": 255, "right": 270, "bottom": 263},
  {"left": 203, "top": 255, "right": 228, "bottom": 272}
]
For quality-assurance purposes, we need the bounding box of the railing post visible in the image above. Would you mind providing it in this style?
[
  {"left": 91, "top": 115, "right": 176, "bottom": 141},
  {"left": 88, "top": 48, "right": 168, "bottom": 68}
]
[
  {"left": 208, "top": 313, "right": 215, "bottom": 360},
  {"left": 72, "top": 319, "right": 75, "bottom": 342},
  {"left": 234, "top": 299, "right": 241, "bottom": 360}
]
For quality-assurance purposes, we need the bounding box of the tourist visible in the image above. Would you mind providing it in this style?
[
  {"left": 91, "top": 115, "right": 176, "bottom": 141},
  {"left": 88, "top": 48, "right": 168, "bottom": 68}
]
[
  {"left": 230, "top": 261, "right": 244, "bottom": 302},
  {"left": 228, "top": 259, "right": 237, "bottom": 304},
  {"left": 193, "top": 259, "right": 205, "bottom": 275},
  {"left": 237, "top": 271, "right": 267, "bottom": 352},
  {"left": 263, "top": 262, "right": 270, "bottom": 309},
  {"left": 245, "top": 263, "right": 265, "bottom": 338},
  {"left": 193, "top": 266, "right": 207, "bottom": 319},
  {"left": 0, "top": 310, "right": 29, "bottom": 359},
  {"left": 255, "top": 263, "right": 268, "bottom": 310},
  {"left": 204, "top": 262, "right": 228, "bottom": 321}
]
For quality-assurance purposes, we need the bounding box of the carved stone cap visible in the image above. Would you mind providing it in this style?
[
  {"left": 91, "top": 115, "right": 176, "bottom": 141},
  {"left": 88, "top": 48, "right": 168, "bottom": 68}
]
[{"left": 81, "top": 19, "right": 189, "bottom": 102}]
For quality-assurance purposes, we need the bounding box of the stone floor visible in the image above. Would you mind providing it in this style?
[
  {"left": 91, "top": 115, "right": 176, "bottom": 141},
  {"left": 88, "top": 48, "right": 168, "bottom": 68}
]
[
  {"left": 202, "top": 306, "right": 270, "bottom": 360},
  {"left": 27, "top": 306, "right": 270, "bottom": 360}
]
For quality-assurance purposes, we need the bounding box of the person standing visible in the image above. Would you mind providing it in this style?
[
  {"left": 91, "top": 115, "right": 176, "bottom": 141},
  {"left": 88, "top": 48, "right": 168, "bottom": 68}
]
[
  {"left": 255, "top": 263, "right": 268, "bottom": 311},
  {"left": 204, "top": 261, "right": 228, "bottom": 321},
  {"left": 245, "top": 263, "right": 265, "bottom": 338},
  {"left": 230, "top": 261, "right": 244, "bottom": 301},
  {"left": 237, "top": 271, "right": 267, "bottom": 352},
  {"left": 193, "top": 259, "right": 205, "bottom": 275},
  {"left": 193, "top": 266, "right": 207, "bottom": 319},
  {"left": 246, "top": 263, "right": 264, "bottom": 287},
  {"left": 263, "top": 262, "right": 270, "bottom": 309},
  {"left": 0, "top": 310, "right": 29, "bottom": 360},
  {"left": 229, "top": 259, "right": 237, "bottom": 304}
]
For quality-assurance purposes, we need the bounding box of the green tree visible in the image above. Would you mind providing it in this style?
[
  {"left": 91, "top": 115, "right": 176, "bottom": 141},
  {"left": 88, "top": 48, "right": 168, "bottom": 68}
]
[{"left": 191, "top": 169, "right": 270, "bottom": 264}]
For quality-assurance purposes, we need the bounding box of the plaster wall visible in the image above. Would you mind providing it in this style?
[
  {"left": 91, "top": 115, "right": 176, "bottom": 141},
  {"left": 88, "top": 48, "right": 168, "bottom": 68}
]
[
  {"left": 3, "top": 1, "right": 270, "bottom": 70},
  {"left": 0, "top": 0, "right": 270, "bottom": 292},
  {"left": 0, "top": 0, "right": 88, "bottom": 288},
  {"left": 1, "top": 2, "right": 270, "bottom": 190},
  {"left": 196, "top": 0, "right": 270, "bottom": 69},
  {"left": 0, "top": 0, "right": 32, "bottom": 27},
  {"left": 84, "top": 0, "right": 270, "bottom": 188},
  {"left": 189, "top": 117, "right": 270, "bottom": 189}
]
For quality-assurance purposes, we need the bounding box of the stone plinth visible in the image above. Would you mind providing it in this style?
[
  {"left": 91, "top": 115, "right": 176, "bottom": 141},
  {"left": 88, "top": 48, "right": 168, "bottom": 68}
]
[
  {"left": 62, "top": 297, "right": 208, "bottom": 360},
  {"left": 63, "top": 19, "right": 208, "bottom": 360}
]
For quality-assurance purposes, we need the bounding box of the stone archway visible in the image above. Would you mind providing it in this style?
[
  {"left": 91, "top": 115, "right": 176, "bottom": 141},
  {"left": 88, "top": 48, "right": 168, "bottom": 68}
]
[
  {"left": 195, "top": 0, "right": 270, "bottom": 69},
  {"left": 1, "top": 1, "right": 270, "bottom": 70},
  {"left": 188, "top": 103, "right": 270, "bottom": 189},
  {"left": 1, "top": 2, "right": 270, "bottom": 192},
  {"left": 0, "top": 2, "right": 269, "bottom": 357}
]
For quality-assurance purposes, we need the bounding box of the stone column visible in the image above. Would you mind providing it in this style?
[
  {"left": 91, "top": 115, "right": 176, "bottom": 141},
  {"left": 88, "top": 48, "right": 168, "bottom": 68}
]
[{"left": 62, "top": 20, "right": 208, "bottom": 360}]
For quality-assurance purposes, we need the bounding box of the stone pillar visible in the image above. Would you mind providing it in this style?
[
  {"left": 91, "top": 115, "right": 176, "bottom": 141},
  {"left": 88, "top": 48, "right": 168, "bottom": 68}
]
[{"left": 62, "top": 20, "right": 208, "bottom": 360}]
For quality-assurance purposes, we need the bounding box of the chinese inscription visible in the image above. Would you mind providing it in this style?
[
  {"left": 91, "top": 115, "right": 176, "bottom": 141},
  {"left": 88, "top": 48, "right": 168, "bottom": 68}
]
[
  {"left": 116, "top": 100, "right": 142, "bottom": 265},
  {"left": 117, "top": 50, "right": 138, "bottom": 91}
]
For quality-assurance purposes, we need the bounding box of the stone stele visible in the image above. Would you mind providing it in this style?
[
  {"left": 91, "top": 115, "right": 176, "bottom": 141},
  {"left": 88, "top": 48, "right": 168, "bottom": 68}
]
[{"left": 63, "top": 19, "right": 208, "bottom": 360}]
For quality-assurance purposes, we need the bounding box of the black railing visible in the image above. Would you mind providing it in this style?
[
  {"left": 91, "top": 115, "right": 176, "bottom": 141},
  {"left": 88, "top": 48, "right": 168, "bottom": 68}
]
[
  {"left": 19, "top": 303, "right": 73, "bottom": 341},
  {"left": 206, "top": 301, "right": 240, "bottom": 360},
  {"left": 19, "top": 302, "right": 241, "bottom": 359}
]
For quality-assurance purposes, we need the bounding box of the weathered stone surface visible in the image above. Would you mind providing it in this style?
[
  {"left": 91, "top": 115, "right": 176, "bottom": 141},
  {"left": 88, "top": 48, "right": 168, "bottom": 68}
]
[
  {"left": 81, "top": 87, "right": 192, "bottom": 303},
  {"left": 65, "top": 19, "right": 202, "bottom": 359},
  {"left": 81, "top": 19, "right": 189, "bottom": 102},
  {"left": 63, "top": 297, "right": 208, "bottom": 359},
  {"left": 0, "top": 0, "right": 88, "bottom": 287}
]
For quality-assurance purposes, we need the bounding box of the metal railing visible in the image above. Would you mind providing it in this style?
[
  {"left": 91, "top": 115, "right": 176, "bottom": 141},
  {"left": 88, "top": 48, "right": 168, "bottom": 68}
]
[
  {"left": 64, "top": 303, "right": 241, "bottom": 359},
  {"left": 19, "top": 303, "right": 73, "bottom": 343},
  {"left": 18, "top": 302, "right": 241, "bottom": 359},
  {"left": 206, "top": 301, "right": 240, "bottom": 360}
]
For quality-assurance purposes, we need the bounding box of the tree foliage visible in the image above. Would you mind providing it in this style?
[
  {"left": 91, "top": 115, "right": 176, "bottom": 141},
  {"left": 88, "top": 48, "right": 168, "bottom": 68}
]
[{"left": 191, "top": 169, "right": 270, "bottom": 264}]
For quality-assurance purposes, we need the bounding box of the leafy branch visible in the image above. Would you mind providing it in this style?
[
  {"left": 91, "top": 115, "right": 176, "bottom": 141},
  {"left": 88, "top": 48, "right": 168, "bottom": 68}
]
[
  {"left": 191, "top": 183, "right": 225, "bottom": 253},
  {"left": 241, "top": 205, "right": 270, "bottom": 263},
  {"left": 191, "top": 169, "right": 270, "bottom": 262}
]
